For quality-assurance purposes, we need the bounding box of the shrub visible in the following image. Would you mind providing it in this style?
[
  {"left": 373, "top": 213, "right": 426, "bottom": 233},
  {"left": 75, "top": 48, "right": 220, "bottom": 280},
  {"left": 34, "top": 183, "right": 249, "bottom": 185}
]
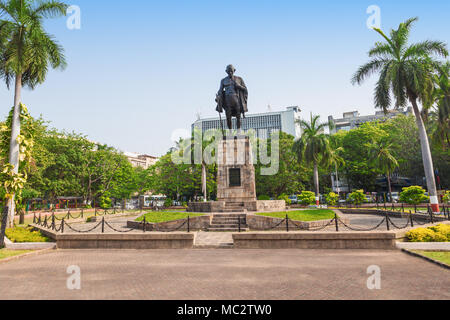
[
  {"left": 443, "top": 191, "right": 450, "bottom": 204},
  {"left": 406, "top": 224, "right": 450, "bottom": 243},
  {"left": 325, "top": 192, "right": 339, "bottom": 206},
  {"left": 277, "top": 194, "right": 292, "bottom": 206},
  {"left": 5, "top": 227, "right": 50, "bottom": 243},
  {"left": 99, "top": 196, "right": 112, "bottom": 209},
  {"left": 348, "top": 190, "right": 366, "bottom": 205},
  {"left": 399, "top": 186, "right": 429, "bottom": 205},
  {"left": 258, "top": 195, "right": 271, "bottom": 201},
  {"left": 182, "top": 201, "right": 188, "bottom": 208},
  {"left": 298, "top": 191, "right": 316, "bottom": 206},
  {"left": 164, "top": 198, "right": 173, "bottom": 208}
]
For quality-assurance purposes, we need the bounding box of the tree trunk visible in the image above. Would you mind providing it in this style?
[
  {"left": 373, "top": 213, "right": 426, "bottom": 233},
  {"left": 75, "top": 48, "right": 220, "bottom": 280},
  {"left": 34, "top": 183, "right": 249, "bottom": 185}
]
[
  {"left": 387, "top": 171, "right": 393, "bottom": 204},
  {"left": 410, "top": 98, "right": 440, "bottom": 213},
  {"left": 313, "top": 161, "right": 320, "bottom": 206},
  {"left": 202, "top": 162, "right": 207, "bottom": 202},
  {"left": 7, "top": 74, "right": 22, "bottom": 227}
]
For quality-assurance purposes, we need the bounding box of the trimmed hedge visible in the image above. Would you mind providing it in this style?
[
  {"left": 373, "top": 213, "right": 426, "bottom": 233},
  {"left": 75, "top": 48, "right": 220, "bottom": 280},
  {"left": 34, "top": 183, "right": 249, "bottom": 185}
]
[
  {"left": 5, "top": 227, "right": 50, "bottom": 243},
  {"left": 405, "top": 224, "right": 450, "bottom": 243}
]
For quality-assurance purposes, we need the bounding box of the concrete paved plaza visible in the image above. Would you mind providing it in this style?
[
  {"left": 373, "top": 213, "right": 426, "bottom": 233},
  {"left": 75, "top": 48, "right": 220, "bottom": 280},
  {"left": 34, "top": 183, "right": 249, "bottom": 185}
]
[{"left": 0, "top": 249, "right": 448, "bottom": 300}]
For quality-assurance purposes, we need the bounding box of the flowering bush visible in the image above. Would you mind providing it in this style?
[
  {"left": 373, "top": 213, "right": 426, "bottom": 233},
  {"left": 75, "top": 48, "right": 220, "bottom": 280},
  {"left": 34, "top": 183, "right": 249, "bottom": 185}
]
[
  {"left": 406, "top": 224, "right": 450, "bottom": 242},
  {"left": 298, "top": 191, "right": 316, "bottom": 206},
  {"left": 325, "top": 192, "right": 339, "bottom": 206},
  {"left": 348, "top": 190, "right": 366, "bottom": 205}
]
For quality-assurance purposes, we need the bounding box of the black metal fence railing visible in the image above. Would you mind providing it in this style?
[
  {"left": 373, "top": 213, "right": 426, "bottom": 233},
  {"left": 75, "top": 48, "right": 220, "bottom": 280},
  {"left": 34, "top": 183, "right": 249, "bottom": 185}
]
[
  {"left": 32, "top": 213, "right": 191, "bottom": 234},
  {"left": 337, "top": 202, "right": 450, "bottom": 216},
  {"left": 30, "top": 205, "right": 450, "bottom": 235}
]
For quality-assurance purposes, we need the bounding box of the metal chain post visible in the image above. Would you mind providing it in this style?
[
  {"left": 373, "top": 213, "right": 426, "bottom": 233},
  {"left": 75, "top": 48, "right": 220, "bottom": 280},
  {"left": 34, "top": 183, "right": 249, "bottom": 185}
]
[
  {"left": 385, "top": 211, "right": 390, "bottom": 231},
  {"left": 335, "top": 213, "right": 339, "bottom": 232}
]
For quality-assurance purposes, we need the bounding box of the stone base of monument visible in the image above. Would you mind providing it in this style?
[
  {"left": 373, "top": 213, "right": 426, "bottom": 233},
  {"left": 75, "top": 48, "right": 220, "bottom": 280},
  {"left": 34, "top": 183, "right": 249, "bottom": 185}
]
[
  {"left": 188, "top": 136, "right": 286, "bottom": 213},
  {"left": 187, "top": 200, "right": 286, "bottom": 213}
]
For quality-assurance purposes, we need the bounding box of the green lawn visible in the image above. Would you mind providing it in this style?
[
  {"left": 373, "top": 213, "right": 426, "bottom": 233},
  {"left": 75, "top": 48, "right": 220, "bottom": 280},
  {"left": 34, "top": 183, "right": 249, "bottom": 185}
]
[
  {"left": 412, "top": 251, "right": 450, "bottom": 265},
  {"left": 256, "top": 209, "right": 336, "bottom": 222},
  {"left": 136, "top": 211, "right": 204, "bottom": 223},
  {"left": 5, "top": 227, "right": 50, "bottom": 243},
  {"left": 0, "top": 249, "right": 33, "bottom": 260}
]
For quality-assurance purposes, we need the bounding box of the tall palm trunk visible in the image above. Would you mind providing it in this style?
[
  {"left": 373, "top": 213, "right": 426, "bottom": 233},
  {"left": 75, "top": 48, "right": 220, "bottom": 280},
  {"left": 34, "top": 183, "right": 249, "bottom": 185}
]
[
  {"left": 7, "top": 74, "right": 22, "bottom": 227},
  {"left": 313, "top": 161, "right": 320, "bottom": 206},
  {"left": 410, "top": 98, "right": 440, "bottom": 212},
  {"left": 201, "top": 162, "right": 207, "bottom": 202},
  {"left": 386, "top": 170, "right": 393, "bottom": 204}
]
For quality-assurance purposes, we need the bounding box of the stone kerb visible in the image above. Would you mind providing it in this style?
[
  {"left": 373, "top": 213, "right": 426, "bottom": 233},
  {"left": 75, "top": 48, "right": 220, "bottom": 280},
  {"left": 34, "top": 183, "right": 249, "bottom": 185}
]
[
  {"left": 247, "top": 214, "right": 350, "bottom": 231},
  {"left": 233, "top": 232, "right": 397, "bottom": 250},
  {"left": 127, "top": 215, "right": 211, "bottom": 232},
  {"left": 339, "top": 208, "right": 448, "bottom": 223}
]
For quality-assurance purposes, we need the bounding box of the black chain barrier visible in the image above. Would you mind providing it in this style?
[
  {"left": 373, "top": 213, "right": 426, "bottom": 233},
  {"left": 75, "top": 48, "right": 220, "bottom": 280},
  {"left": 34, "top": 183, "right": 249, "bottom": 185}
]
[
  {"left": 386, "top": 217, "right": 411, "bottom": 230},
  {"left": 154, "top": 220, "right": 189, "bottom": 233},
  {"left": 103, "top": 220, "right": 137, "bottom": 233},
  {"left": 288, "top": 218, "right": 337, "bottom": 232},
  {"left": 64, "top": 221, "right": 104, "bottom": 233},
  {"left": 337, "top": 217, "right": 387, "bottom": 232},
  {"left": 257, "top": 218, "right": 289, "bottom": 231}
]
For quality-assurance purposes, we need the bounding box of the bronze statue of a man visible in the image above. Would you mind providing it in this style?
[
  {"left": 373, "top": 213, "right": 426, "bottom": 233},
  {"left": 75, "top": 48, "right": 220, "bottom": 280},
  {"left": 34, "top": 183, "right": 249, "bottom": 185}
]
[{"left": 216, "top": 65, "right": 248, "bottom": 130}]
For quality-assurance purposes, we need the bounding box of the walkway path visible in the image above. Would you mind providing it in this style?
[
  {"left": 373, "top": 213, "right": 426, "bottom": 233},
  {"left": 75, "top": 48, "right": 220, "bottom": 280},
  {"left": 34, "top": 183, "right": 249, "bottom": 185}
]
[
  {"left": 0, "top": 249, "right": 448, "bottom": 300},
  {"left": 194, "top": 232, "right": 234, "bottom": 248}
]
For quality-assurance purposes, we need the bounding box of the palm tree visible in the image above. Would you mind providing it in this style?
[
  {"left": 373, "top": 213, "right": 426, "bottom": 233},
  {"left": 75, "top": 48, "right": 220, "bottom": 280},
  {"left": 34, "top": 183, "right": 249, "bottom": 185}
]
[
  {"left": 352, "top": 17, "right": 448, "bottom": 213},
  {"left": 0, "top": 0, "right": 68, "bottom": 226},
  {"left": 367, "top": 141, "right": 399, "bottom": 203},
  {"left": 293, "top": 114, "right": 331, "bottom": 206},
  {"left": 428, "top": 62, "right": 450, "bottom": 149}
]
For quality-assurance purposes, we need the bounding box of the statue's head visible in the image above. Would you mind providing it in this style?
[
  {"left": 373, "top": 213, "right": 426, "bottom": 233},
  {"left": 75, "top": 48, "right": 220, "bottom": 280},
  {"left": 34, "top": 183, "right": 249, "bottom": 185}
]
[{"left": 226, "top": 64, "right": 236, "bottom": 77}]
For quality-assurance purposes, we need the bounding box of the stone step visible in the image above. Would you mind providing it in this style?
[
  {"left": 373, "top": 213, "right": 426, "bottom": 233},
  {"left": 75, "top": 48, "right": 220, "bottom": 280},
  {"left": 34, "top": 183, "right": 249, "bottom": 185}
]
[
  {"left": 210, "top": 224, "right": 248, "bottom": 228},
  {"left": 219, "top": 209, "right": 247, "bottom": 213},
  {"left": 211, "top": 220, "right": 247, "bottom": 224},
  {"left": 207, "top": 228, "right": 249, "bottom": 232},
  {"left": 212, "top": 214, "right": 247, "bottom": 218},
  {"left": 212, "top": 217, "right": 246, "bottom": 221},
  {"left": 194, "top": 244, "right": 234, "bottom": 249}
]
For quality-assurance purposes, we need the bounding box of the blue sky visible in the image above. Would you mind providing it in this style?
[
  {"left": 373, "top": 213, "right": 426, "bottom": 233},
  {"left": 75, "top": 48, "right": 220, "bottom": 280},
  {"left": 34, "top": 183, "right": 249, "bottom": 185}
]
[{"left": 0, "top": 0, "right": 449, "bottom": 156}]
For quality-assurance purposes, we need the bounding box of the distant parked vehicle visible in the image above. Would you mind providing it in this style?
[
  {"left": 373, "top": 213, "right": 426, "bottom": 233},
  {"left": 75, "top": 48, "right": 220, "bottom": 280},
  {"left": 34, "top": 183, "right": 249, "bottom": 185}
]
[
  {"left": 289, "top": 195, "right": 298, "bottom": 204},
  {"left": 391, "top": 192, "right": 400, "bottom": 203}
]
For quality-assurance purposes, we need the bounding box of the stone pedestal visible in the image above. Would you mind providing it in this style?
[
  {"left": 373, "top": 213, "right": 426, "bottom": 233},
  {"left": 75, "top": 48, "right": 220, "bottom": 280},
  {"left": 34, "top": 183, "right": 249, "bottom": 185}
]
[
  {"left": 217, "top": 136, "right": 256, "bottom": 204},
  {"left": 188, "top": 135, "right": 285, "bottom": 213}
]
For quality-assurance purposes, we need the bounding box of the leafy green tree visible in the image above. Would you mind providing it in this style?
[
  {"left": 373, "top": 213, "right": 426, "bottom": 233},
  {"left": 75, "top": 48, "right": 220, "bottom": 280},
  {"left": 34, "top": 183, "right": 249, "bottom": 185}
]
[
  {"left": 335, "top": 122, "right": 387, "bottom": 191},
  {"left": 256, "top": 132, "right": 307, "bottom": 197},
  {"left": 352, "top": 17, "right": 448, "bottom": 212},
  {"left": 0, "top": 104, "right": 35, "bottom": 226},
  {"left": 399, "top": 186, "right": 430, "bottom": 205},
  {"left": 293, "top": 114, "right": 332, "bottom": 205},
  {"left": 367, "top": 140, "right": 399, "bottom": 203},
  {"left": 0, "top": 0, "right": 68, "bottom": 224},
  {"left": 427, "top": 62, "right": 450, "bottom": 150}
]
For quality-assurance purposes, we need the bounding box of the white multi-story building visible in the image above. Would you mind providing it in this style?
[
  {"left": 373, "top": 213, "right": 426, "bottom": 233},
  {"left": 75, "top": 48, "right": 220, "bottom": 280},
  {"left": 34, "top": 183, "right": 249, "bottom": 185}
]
[
  {"left": 124, "top": 152, "right": 158, "bottom": 169},
  {"left": 192, "top": 106, "right": 302, "bottom": 139},
  {"left": 328, "top": 108, "right": 413, "bottom": 134}
]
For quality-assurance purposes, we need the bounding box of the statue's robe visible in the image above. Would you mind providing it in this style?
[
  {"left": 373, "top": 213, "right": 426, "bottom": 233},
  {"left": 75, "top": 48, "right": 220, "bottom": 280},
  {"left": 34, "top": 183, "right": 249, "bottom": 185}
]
[{"left": 216, "top": 76, "right": 248, "bottom": 117}]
